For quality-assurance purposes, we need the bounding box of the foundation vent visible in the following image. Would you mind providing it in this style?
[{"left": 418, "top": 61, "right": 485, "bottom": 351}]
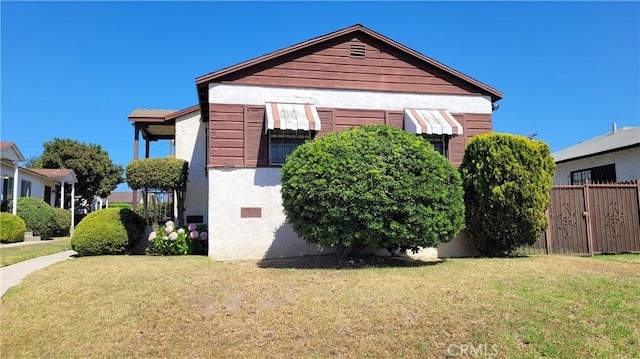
[{"left": 350, "top": 44, "right": 366, "bottom": 59}]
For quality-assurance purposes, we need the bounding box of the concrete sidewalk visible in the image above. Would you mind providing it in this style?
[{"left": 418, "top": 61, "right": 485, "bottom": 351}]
[{"left": 1, "top": 250, "right": 77, "bottom": 297}]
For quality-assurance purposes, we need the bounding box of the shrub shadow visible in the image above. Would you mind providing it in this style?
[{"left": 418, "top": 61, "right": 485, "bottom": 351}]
[{"left": 257, "top": 252, "right": 442, "bottom": 270}]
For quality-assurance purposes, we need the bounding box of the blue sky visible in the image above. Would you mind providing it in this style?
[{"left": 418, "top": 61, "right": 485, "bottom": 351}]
[{"left": 2, "top": 1, "right": 639, "bottom": 191}]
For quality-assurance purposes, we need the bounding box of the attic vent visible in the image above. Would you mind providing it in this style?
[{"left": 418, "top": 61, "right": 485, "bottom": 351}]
[{"left": 350, "top": 44, "right": 366, "bottom": 58}]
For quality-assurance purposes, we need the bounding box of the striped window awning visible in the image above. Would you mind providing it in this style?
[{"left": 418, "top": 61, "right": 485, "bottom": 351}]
[
  {"left": 404, "top": 109, "right": 463, "bottom": 136},
  {"left": 265, "top": 103, "right": 321, "bottom": 133}
]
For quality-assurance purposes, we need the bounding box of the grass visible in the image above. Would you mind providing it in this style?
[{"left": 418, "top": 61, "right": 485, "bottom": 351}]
[
  {"left": 1, "top": 254, "right": 638, "bottom": 358},
  {"left": 0, "top": 237, "right": 72, "bottom": 267}
]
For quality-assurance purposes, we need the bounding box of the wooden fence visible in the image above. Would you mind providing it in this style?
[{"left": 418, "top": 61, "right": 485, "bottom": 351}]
[{"left": 520, "top": 181, "right": 640, "bottom": 255}]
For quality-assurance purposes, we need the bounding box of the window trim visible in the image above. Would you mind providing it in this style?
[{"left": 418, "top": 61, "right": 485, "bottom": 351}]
[
  {"left": 422, "top": 134, "right": 449, "bottom": 158},
  {"left": 20, "top": 180, "right": 31, "bottom": 197},
  {"left": 268, "top": 129, "right": 314, "bottom": 166},
  {"left": 570, "top": 163, "right": 616, "bottom": 185}
]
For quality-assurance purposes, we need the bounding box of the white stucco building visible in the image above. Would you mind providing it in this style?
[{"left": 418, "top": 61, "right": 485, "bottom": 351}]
[
  {"left": 552, "top": 125, "right": 640, "bottom": 185},
  {"left": 1, "top": 142, "right": 78, "bottom": 228},
  {"left": 129, "top": 24, "right": 504, "bottom": 261}
]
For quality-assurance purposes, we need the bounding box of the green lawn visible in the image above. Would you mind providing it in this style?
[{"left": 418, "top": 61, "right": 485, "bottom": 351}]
[
  {"left": 0, "top": 238, "right": 72, "bottom": 267},
  {"left": 1, "top": 254, "right": 638, "bottom": 358}
]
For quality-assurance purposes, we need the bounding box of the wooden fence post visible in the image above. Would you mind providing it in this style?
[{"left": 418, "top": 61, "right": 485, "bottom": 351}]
[{"left": 583, "top": 182, "right": 594, "bottom": 256}]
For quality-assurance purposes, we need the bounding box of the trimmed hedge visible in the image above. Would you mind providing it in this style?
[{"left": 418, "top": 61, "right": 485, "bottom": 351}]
[
  {"left": 459, "top": 133, "right": 556, "bottom": 256},
  {"left": 0, "top": 212, "right": 27, "bottom": 243},
  {"left": 52, "top": 208, "right": 72, "bottom": 237},
  {"left": 125, "top": 158, "right": 188, "bottom": 191},
  {"left": 71, "top": 208, "right": 145, "bottom": 256},
  {"left": 16, "top": 197, "right": 55, "bottom": 239},
  {"left": 281, "top": 124, "right": 465, "bottom": 254}
]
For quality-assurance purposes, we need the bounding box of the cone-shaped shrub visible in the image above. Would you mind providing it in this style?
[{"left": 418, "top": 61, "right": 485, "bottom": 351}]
[
  {"left": 459, "top": 133, "right": 555, "bottom": 256},
  {"left": 281, "top": 125, "right": 464, "bottom": 254}
]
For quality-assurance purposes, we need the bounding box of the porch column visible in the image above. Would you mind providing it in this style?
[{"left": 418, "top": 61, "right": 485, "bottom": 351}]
[
  {"left": 60, "top": 180, "right": 65, "bottom": 209},
  {"left": 70, "top": 183, "right": 75, "bottom": 231},
  {"left": 133, "top": 126, "right": 139, "bottom": 212},
  {"left": 11, "top": 162, "right": 19, "bottom": 215}
]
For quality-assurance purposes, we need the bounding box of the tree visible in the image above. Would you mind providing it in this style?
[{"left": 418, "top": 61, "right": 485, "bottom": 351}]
[
  {"left": 39, "top": 138, "right": 123, "bottom": 202},
  {"left": 23, "top": 156, "right": 43, "bottom": 168},
  {"left": 281, "top": 125, "right": 465, "bottom": 255},
  {"left": 125, "top": 158, "right": 189, "bottom": 225},
  {"left": 459, "top": 133, "right": 556, "bottom": 256}
]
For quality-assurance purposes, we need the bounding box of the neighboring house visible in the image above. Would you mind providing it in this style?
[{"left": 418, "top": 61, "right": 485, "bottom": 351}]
[
  {"left": 129, "top": 24, "right": 503, "bottom": 261},
  {"left": 552, "top": 125, "right": 640, "bottom": 185},
  {"left": 0, "top": 142, "right": 79, "bottom": 229}
]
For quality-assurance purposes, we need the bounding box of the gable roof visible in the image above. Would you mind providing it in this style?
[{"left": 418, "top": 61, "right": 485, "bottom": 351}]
[
  {"left": 0, "top": 141, "right": 26, "bottom": 163},
  {"left": 195, "top": 24, "right": 503, "bottom": 122},
  {"left": 27, "top": 168, "right": 79, "bottom": 183},
  {"left": 553, "top": 126, "right": 640, "bottom": 163}
]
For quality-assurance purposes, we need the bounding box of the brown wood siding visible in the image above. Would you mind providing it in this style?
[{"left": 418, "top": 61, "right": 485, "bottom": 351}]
[
  {"left": 217, "top": 35, "right": 483, "bottom": 96},
  {"left": 244, "top": 106, "right": 269, "bottom": 167},
  {"left": 333, "top": 108, "right": 385, "bottom": 132},
  {"left": 209, "top": 104, "right": 244, "bottom": 167},
  {"left": 448, "top": 113, "right": 492, "bottom": 167},
  {"left": 385, "top": 111, "right": 404, "bottom": 129},
  {"left": 209, "top": 103, "right": 491, "bottom": 169},
  {"left": 316, "top": 108, "right": 335, "bottom": 138}
]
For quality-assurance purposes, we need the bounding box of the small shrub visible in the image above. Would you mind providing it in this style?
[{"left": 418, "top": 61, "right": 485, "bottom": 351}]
[
  {"left": 0, "top": 212, "right": 27, "bottom": 243},
  {"left": 281, "top": 125, "right": 464, "bottom": 254},
  {"left": 52, "top": 208, "right": 72, "bottom": 237},
  {"left": 146, "top": 221, "right": 208, "bottom": 255},
  {"left": 71, "top": 208, "right": 145, "bottom": 256},
  {"left": 108, "top": 202, "right": 132, "bottom": 210},
  {"left": 459, "top": 133, "right": 556, "bottom": 256},
  {"left": 16, "top": 197, "right": 55, "bottom": 239}
]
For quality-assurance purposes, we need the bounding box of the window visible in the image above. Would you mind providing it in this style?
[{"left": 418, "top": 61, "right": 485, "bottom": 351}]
[
  {"left": 269, "top": 129, "right": 313, "bottom": 166},
  {"left": 20, "top": 180, "right": 31, "bottom": 197},
  {"left": 2, "top": 177, "right": 13, "bottom": 203},
  {"left": 570, "top": 163, "right": 616, "bottom": 185},
  {"left": 423, "top": 134, "right": 449, "bottom": 158}
]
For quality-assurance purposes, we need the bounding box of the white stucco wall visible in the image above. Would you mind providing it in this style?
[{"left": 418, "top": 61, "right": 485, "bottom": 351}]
[
  {"left": 209, "top": 84, "right": 493, "bottom": 114},
  {"left": 175, "top": 111, "right": 208, "bottom": 224},
  {"left": 553, "top": 147, "right": 640, "bottom": 185},
  {"left": 208, "top": 168, "right": 334, "bottom": 261},
  {"left": 207, "top": 167, "right": 480, "bottom": 261},
  {"left": 0, "top": 165, "right": 46, "bottom": 201}
]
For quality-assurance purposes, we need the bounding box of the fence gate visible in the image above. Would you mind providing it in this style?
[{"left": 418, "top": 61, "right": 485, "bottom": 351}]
[{"left": 523, "top": 181, "right": 640, "bottom": 255}]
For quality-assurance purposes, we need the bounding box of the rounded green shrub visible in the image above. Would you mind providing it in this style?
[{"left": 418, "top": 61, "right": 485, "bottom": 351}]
[
  {"left": 0, "top": 212, "right": 27, "bottom": 243},
  {"left": 52, "top": 208, "right": 72, "bottom": 237},
  {"left": 281, "top": 124, "right": 465, "bottom": 254},
  {"left": 71, "top": 208, "right": 145, "bottom": 256},
  {"left": 459, "top": 133, "right": 556, "bottom": 256},
  {"left": 16, "top": 197, "right": 55, "bottom": 239}
]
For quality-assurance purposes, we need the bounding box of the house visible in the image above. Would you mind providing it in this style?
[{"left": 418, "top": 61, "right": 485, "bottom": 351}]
[
  {"left": 129, "top": 24, "right": 503, "bottom": 261},
  {"left": 552, "top": 125, "right": 640, "bottom": 185},
  {"left": 0, "top": 142, "right": 79, "bottom": 229}
]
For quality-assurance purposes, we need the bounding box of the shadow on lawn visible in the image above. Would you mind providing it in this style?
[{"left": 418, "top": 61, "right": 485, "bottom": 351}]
[{"left": 257, "top": 253, "right": 443, "bottom": 270}]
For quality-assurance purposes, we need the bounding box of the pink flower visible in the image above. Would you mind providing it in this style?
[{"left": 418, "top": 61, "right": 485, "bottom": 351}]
[
  {"left": 169, "top": 232, "right": 179, "bottom": 241},
  {"left": 148, "top": 231, "right": 156, "bottom": 242},
  {"left": 165, "top": 226, "right": 174, "bottom": 234},
  {"left": 199, "top": 232, "right": 208, "bottom": 240},
  {"left": 188, "top": 223, "right": 197, "bottom": 231},
  {"left": 190, "top": 231, "right": 199, "bottom": 239}
]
